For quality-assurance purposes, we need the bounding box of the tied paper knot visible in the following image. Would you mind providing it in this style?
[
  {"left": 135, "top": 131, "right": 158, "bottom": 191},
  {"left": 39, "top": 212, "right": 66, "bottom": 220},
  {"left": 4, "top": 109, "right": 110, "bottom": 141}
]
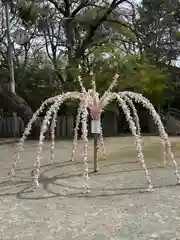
[{"left": 90, "top": 105, "right": 102, "bottom": 120}]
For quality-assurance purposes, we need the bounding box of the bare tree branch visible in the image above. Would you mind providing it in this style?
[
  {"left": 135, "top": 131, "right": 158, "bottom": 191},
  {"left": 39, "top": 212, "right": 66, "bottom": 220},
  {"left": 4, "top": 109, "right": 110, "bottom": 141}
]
[
  {"left": 74, "top": 0, "right": 127, "bottom": 59},
  {"left": 47, "top": 0, "right": 66, "bottom": 15},
  {"left": 71, "top": 0, "right": 89, "bottom": 18}
]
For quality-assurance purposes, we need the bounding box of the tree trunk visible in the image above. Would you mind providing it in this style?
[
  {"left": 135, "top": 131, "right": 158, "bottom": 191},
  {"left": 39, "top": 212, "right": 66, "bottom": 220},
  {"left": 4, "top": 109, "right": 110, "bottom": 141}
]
[{"left": 0, "top": 84, "right": 40, "bottom": 138}]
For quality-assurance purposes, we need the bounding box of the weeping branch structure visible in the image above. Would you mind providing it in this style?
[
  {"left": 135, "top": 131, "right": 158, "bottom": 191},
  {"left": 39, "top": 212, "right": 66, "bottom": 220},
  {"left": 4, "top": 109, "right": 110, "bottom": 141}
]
[{"left": 8, "top": 73, "right": 180, "bottom": 193}]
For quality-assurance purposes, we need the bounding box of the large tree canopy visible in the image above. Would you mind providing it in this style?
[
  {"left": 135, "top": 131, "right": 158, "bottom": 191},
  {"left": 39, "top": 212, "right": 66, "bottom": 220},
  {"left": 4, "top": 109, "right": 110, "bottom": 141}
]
[{"left": 0, "top": 0, "right": 180, "bottom": 121}]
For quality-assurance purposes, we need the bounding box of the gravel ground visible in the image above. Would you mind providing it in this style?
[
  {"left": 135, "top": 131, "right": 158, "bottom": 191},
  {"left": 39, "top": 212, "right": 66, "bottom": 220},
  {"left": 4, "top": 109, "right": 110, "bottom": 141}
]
[{"left": 0, "top": 136, "right": 180, "bottom": 240}]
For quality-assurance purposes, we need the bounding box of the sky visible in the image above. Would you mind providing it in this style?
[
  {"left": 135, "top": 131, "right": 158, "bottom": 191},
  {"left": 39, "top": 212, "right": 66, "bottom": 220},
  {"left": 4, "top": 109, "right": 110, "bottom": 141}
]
[{"left": 135, "top": 0, "right": 142, "bottom": 4}]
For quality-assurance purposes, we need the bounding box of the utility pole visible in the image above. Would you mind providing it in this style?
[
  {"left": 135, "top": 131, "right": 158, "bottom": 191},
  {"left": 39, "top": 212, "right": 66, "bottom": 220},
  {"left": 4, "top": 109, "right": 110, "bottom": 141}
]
[{"left": 3, "top": 0, "right": 17, "bottom": 137}]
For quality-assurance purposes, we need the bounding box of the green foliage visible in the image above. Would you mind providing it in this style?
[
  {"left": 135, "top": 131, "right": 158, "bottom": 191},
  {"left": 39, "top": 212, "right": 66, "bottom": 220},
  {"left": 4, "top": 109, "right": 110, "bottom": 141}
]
[
  {"left": 14, "top": 61, "right": 60, "bottom": 109},
  {"left": 121, "top": 56, "right": 167, "bottom": 101},
  {"left": 175, "top": 32, "right": 180, "bottom": 41},
  {"left": 83, "top": 44, "right": 167, "bottom": 105},
  {"left": 1, "top": 0, "right": 179, "bottom": 114},
  {"left": 138, "top": 0, "right": 180, "bottom": 61},
  {"left": 17, "top": 0, "right": 40, "bottom": 25}
]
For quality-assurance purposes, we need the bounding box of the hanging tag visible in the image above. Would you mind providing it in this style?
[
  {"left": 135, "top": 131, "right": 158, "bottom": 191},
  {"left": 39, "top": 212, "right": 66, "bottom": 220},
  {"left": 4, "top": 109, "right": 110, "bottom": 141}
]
[{"left": 91, "top": 120, "right": 101, "bottom": 133}]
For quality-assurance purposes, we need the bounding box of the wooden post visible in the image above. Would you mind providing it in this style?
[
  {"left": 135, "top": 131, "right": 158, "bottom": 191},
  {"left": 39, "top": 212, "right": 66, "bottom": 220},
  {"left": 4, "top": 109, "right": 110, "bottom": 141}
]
[{"left": 93, "top": 133, "right": 99, "bottom": 172}]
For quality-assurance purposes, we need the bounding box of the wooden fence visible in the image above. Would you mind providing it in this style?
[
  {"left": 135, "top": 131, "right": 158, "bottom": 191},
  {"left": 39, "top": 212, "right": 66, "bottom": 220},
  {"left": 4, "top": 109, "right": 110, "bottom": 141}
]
[{"left": 0, "top": 112, "right": 119, "bottom": 138}]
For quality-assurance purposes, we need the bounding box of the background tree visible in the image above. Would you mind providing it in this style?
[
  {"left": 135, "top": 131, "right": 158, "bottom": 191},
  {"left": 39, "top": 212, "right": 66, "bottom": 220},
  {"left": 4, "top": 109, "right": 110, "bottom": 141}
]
[
  {"left": 135, "top": 0, "right": 180, "bottom": 63},
  {"left": 1, "top": 0, "right": 180, "bottom": 128}
]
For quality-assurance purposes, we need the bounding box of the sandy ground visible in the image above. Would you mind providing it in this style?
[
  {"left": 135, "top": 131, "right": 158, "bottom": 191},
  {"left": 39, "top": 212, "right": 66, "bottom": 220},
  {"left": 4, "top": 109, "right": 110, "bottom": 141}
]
[{"left": 0, "top": 136, "right": 180, "bottom": 240}]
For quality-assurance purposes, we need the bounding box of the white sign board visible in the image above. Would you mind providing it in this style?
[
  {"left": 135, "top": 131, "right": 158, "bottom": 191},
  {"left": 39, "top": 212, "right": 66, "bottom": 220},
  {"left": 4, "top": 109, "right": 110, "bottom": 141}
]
[
  {"left": 14, "top": 29, "right": 29, "bottom": 45},
  {"left": 91, "top": 120, "right": 101, "bottom": 134}
]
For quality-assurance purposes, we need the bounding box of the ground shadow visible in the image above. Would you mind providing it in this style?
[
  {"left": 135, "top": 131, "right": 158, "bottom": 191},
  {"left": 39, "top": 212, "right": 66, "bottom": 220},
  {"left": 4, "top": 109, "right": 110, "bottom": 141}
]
[
  {"left": 0, "top": 162, "right": 179, "bottom": 200},
  {"left": 14, "top": 160, "right": 82, "bottom": 172},
  {"left": 39, "top": 163, "right": 166, "bottom": 181},
  {"left": 14, "top": 160, "right": 139, "bottom": 173},
  {"left": 14, "top": 181, "right": 180, "bottom": 200},
  {"left": 0, "top": 140, "right": 19, "bottom": 146}
]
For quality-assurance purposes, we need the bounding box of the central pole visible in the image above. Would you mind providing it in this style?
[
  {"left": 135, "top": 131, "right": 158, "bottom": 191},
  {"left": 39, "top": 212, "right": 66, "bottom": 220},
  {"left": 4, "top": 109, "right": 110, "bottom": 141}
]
[
  {"left": 93, "top": 133, "right": 99, "bottom": 172},
  {"left": 4, "top": 0, "right": 17, "bottom": 137},
  {"left": 91, "top": 118, "right": 101, "bottom": 172}
]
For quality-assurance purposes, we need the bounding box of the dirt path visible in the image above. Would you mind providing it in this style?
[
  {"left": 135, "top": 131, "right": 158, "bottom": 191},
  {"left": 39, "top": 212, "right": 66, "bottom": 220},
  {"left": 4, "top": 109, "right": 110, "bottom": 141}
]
[{"left": 0, "top": 136, "right": 180, "bottom": 239}]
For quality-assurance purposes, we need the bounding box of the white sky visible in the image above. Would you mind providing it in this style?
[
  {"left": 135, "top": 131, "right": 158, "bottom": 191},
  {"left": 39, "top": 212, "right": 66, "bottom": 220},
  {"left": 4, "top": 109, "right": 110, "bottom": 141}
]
[{"left": 134, "top": 0, "right": 142, "bottom": 4}]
